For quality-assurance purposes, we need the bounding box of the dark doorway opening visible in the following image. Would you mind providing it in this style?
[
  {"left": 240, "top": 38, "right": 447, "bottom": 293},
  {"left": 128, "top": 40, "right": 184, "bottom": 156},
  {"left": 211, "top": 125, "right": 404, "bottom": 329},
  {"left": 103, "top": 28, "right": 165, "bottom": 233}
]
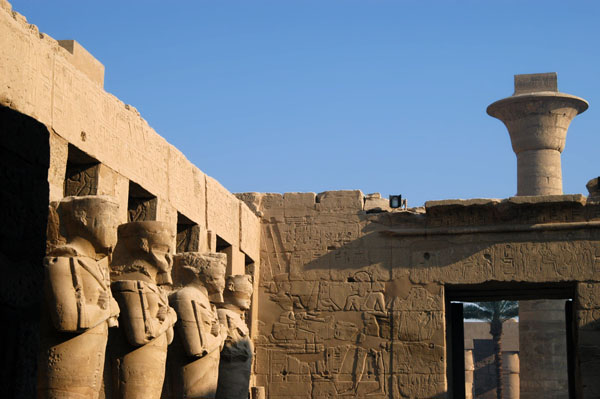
[{"left": 446, "top": 282, "right": 576, "bottom": 399}]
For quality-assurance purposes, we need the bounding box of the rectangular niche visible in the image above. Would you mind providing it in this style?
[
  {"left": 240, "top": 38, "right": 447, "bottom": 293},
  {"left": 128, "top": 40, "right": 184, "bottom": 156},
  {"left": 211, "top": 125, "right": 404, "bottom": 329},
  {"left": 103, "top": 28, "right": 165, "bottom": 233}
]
[
  {"left": 63, "top": 144, "right": 99, "bottom": 197},
  {"left": 127, "top": 181, "right": 157, "bottom": 222},
  {"left": 244, "top": 253, "right": 255, "bottom": 276},
  {"left": 216, "top": 235, "right": 231, "bottom": 253},
  {"left": 176, "top": 212, "right": 200, "bottom": 253}
]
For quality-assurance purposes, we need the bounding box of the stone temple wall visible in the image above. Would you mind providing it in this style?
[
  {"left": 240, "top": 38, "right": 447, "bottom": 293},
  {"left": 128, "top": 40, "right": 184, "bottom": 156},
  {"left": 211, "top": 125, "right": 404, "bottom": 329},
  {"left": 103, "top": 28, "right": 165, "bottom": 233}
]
[
  {"left": 0, "top": 1, "right": 260, "bottom": 270},
  {"left": 239, "top": 192, "right": 600, "bottom": 398},
  {"left": 3, "top": 0, "right": 600, "bottom": 397},
  {"left": 0, "top": 1, "right": 261, "bottom": 397}
]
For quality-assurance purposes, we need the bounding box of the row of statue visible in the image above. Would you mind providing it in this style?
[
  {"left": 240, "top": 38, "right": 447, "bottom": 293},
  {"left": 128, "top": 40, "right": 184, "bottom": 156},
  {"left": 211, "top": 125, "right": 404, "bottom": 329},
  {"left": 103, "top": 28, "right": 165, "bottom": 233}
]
[{"left": 38, "top": 195, "right": 254, "bottom": 399}]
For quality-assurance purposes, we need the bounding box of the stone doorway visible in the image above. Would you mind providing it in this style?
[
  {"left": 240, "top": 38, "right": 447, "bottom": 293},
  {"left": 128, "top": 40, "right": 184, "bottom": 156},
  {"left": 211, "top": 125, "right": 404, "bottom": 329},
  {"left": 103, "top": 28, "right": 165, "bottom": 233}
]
[{"left": 445, "top": 283, "right": 576, "bottom": 399}]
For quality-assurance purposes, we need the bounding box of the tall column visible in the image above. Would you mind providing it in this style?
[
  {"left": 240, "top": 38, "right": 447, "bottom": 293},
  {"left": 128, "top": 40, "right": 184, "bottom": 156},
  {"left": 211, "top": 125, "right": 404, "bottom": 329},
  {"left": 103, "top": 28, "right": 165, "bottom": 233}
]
[
  {"left": 488, "top": 73, "right": 588, "bottom": 399},
  {"left": 487, "top": 72, "right": 588, "bottom": 196},
  {"left": 464, "top": 349, "right": 474, "bottom": 399},
  {"left": 502, "top": 352, "right": 520, "bottom": 399}
]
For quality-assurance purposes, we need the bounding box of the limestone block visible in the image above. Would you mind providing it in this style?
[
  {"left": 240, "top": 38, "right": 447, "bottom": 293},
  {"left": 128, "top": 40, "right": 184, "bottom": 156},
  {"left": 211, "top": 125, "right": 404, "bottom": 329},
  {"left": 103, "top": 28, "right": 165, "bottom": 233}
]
[
  {"left": 240, "top": 202, "right": 260, "bottom": 262},
  {"left": 234, "top": 192, "right": 262, "bottom": 216},
  {"left": 96, "top": 164, "right": 129, "bottom": 223},
  {"left": 193, "top": 168, "right": 206, "bottom": 227},
  {"left": 167, "top": 147, "right": 204, "bottom": 225},
  {"left": 57, "top": 40, "right": 104, "bottom": 88},
  {"left": 316, "top": 190, "right": 364, "bottom": 212},
  {"left": 206, "top": 176, "right": 240, "bottom": 246},
  {"left": 258, "top": 193, "right": 285, "bottom": 222},
  {"left": 224, "top": 245, "right": 246, "bottom": 276},
  {"left": 48, "top": 130, "right": 68, "bottom": 201},
  {"left": 283, "top": 192, "right": 317, "bottom": 218},
  {"left": 0, "top": 7, "right": 54, "bottom": 122},
  {"left": 157, "top": 196, "right": 177, "bottom": 225}
]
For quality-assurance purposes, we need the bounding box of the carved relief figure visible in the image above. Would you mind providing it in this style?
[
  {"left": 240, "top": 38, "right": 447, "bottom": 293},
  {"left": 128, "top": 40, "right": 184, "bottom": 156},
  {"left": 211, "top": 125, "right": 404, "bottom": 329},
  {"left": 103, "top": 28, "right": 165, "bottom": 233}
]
[
  {"left": 344, "top": 271, "right": 386, "bottom": 314},
  {"left": 215, "top": 274, "right": 254, "bottom": 399},
  {"left": 170, "top": 252, "right": 227, "bottom": 399},
  {"left": 38, "top": 195, "right": 120, "bottom": 399},
  {"left": 110, "top": 221, "right": 177, "bottom": 399}
]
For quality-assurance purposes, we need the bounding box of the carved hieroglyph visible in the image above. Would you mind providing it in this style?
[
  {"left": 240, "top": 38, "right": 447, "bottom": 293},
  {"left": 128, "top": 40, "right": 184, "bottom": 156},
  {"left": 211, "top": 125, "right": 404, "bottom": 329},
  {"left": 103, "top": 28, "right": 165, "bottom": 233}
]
[
  {"left": 215, "top": 274, "right": 254, "bottom": 399},
  {"left": 38, "top": 195, "right": 120, "bottom": 399},
  {"left": 110, "top": 221, "right": 177, "bottom": 399},
  {"left": 170, "top": 252, "right": 227, "bottom": 399}
]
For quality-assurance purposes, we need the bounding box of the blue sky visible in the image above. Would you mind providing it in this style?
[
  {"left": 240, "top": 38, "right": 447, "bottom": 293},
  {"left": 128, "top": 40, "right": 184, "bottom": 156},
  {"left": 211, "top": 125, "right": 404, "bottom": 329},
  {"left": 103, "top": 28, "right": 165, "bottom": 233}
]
[{"left": 11, "top": 1, "right": 600, "bottom": 206}]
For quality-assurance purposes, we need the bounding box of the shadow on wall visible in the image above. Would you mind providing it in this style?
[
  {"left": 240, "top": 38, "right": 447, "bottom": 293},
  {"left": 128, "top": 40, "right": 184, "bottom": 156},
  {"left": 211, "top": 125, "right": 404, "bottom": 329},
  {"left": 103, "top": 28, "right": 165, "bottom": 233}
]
[
  {"left": 303, "top": 216, "right": 596, "bottom": 286},
  {"left": 0, "top": 105, "right": 50, "bottom": 399}
]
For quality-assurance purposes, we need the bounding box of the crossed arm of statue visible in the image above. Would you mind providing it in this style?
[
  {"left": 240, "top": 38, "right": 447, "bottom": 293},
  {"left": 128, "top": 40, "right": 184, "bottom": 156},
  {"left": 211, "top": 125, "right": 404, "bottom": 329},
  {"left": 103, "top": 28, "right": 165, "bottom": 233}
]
[
  {"left": 111, "top": 279, "right": 177, "bottom": 346},
  {"left": 172, "top": 292, "right": 226, "bottom": 358},
  {"left": 45, "top": 256, "right": 119, "bottom": 332}
]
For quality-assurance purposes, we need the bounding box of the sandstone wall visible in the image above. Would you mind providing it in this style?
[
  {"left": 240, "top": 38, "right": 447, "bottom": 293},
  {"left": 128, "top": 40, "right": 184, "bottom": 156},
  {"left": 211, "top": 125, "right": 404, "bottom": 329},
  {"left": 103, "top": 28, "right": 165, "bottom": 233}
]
[
  {"left": 0, "top": 0, "right": 259, "bottom": 272},
  {"left": 239, "top": 192, "right": 600, "bottom": 398},
  {"left": 0, "top": 2, "right": 262, "bottom": 397}
]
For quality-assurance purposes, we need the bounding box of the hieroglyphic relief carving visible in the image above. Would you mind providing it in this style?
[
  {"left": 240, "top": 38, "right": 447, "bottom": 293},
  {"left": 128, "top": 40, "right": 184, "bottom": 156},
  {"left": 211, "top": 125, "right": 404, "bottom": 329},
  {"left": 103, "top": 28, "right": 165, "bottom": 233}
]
[
  {"left": 110, "top": 221, "right": 177, "bottom": 399},
  {"left": 256, "top": 265, "right": 401, "bottom": 397},
  {"left": 64, "top": 164, "right": 99, "bottom": 196},
  {"left": 38, "top": 196, "right": 120, "bottom": 399},
  {"left": 407, "top": 239, "right": 600, "bottom": 284},
  {"left": 394, "top": 373, "right": 445, "bottom": 399},
  {"left": 127, "top": 197, "right": 157, "bottom": 222},
  {"left": 176, "top": 223, "right": 200, "bottom": 253}
]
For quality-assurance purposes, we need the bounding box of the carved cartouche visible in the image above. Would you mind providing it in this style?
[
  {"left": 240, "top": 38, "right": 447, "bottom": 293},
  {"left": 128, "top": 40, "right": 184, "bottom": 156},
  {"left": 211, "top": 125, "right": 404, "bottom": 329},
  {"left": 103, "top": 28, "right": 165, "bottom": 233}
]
[
  {"left": 215, "top": 274, "right": 254, "bottom": 399},
  {"left": 110, "top": 221, "right": 177, "bottom": 399},
  {"left": 170, "top": 252, "right": 227, "bottom": 399},
  {"left": 38, "top": 195, "right": 120, "bottom": 399}
]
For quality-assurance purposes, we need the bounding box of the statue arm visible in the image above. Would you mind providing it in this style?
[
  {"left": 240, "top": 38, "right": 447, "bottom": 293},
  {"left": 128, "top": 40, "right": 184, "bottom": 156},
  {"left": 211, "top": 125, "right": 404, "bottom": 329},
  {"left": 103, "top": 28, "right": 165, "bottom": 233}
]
[
  {"left": 111, "top": 280, "right": 154, "bottom": 346},
  {"left": 172, "top": 294, "right": 206, "bottom": 357},
  {"left": 44, "top": 256, "right": 83, "bottom": 332}
]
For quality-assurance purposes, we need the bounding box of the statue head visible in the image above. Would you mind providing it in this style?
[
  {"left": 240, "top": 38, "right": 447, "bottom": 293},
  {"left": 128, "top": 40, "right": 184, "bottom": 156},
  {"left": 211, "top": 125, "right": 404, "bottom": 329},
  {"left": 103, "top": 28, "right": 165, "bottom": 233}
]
[
  {"left": 57, "top": 195, "right": 119, "bottom": 256},
  {"left": 223, "top": 274, "right": 253, "bottom": 310},
  {"left": 174, "top": 252, "right": 227, "bottom": 302},
  {"left": 111, "top": 221, "right": 175, "bottom": 285}
]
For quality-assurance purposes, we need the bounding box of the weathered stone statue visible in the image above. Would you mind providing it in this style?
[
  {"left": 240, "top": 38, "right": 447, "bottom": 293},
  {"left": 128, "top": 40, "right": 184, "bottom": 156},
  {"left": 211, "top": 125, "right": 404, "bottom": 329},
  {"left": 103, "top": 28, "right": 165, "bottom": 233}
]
[
  {"left": 38, "top": 195, "right": 120, "bottom": 399},
  {"left": 170, "top": 252, "right": 227, "bottom": 399},
  {"left": 215, "top": 274, "right": 254, "bottom": 399},
  {"left": 110, "top": 221, "right": 177, "bottom": 399}
]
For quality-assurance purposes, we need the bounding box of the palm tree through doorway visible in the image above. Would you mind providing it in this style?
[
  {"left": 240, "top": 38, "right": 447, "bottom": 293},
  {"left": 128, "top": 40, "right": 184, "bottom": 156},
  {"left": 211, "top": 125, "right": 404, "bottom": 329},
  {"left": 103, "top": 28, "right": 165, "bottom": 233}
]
[{"left": 463, "top": 301, "right": 518, "bottom": 399}]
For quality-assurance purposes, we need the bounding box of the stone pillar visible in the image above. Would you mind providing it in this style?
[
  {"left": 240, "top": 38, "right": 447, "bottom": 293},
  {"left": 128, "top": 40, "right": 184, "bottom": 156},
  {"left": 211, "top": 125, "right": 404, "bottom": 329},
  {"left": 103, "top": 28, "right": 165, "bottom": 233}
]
[
  {"left": 488, "top": 73, "right": 587, "bottom": 399},
  {"left": 576, "top": 283, "right": 600, "bottom": 398},
  {"left": 464, "top": 349, "right": 474, "bottom": 399},
  {"left": 487, "top": 72, "right": 588, "bottom": 196},
  {"left": 502, "top": 351, "right": 519, "bottom": 399}
]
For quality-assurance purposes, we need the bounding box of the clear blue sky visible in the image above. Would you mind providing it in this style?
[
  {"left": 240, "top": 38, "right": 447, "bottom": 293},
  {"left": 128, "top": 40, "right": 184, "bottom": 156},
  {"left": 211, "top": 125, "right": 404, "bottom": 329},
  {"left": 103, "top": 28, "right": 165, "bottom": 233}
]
[{"left": 11, "top": 1, "right": 600, "bottom": 206}]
